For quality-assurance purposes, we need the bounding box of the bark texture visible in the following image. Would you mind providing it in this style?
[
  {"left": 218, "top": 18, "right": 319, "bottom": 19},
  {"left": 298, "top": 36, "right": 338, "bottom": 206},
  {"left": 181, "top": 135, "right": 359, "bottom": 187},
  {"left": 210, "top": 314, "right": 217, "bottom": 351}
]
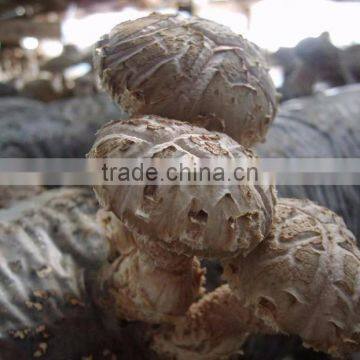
[
  {"left": 257, "top": 85, "right": 360, "bottom": 240},
  {"left": 0, "top": 186, "right": 44, "bottom": 209},
  {"left": 0, "top": 188, "right": 105, "bottom": 358},
  {"left": 0, "top": 188, "right": 156, "bottom": 359},
  {"left": 0, "top": 94, "right": 124, "bottom": 158}
]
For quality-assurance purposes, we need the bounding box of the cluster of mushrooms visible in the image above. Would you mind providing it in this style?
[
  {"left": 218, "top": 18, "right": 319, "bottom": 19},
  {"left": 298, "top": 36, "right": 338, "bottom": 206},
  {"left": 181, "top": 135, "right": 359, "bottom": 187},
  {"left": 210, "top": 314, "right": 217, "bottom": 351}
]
[{"left": 88, "top": 13, "right": 360, "bottom": 359}]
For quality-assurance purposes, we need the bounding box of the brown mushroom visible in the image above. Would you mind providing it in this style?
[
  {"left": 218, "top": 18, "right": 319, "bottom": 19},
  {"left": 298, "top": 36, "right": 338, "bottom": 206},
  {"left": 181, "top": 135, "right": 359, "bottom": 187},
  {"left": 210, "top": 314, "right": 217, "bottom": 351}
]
[
  {"left": 223, "top": 198, "right": 360, "bottom": 357},
  {"left": 88, "top": 11, "right": 360, "bottom": 360},
  {"left": 94, "top": 13, "right": 277, "bottom": 147},
  {"left": 89, "top": 114, "right": 276, "bottom": 324},
  {"left": 88, "top": 115, "right": 277, "bottom": 259}
]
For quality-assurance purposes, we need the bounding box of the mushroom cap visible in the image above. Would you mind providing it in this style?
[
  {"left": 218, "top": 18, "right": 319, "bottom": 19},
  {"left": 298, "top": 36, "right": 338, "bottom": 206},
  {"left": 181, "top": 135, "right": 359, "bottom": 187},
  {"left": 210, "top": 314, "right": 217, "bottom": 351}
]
[
  {"left": 94, "top": 13, "right": 277, "bottom": 147},
  {"left": 223, "top": 198, "right": 360, "bottom": 356},
  {"left": 88, "top": 115, "right": 277, "bottom": 258}
]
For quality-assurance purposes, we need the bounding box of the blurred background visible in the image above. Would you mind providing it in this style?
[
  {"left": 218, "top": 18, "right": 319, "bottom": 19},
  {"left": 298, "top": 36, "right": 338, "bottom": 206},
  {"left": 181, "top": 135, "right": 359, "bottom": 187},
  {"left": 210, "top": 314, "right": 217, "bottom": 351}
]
[
  {"left": 0, "top": 0, "right": 359, "bottom": 102},
  {"left": 0, "top": 2, "right": 359, "bottom": 359}
]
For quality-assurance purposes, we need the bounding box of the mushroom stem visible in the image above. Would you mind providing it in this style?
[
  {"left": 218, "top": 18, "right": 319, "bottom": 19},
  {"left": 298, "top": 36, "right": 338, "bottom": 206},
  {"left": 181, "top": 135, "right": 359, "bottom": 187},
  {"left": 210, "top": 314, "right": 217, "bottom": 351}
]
[
  {"left": 94, "top": 210, "right": 205, "bottom": 324},
  {"left": 152, "top": 284, "right": 273, "bottom": 360}
]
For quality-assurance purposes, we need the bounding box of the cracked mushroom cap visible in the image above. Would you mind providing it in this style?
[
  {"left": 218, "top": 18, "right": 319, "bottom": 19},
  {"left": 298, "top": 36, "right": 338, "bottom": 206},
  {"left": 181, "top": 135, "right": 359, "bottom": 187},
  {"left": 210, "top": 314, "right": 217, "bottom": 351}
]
[
  {"left": 223, "top": 198, "right": 360, "bottom": 357},
  {"left": 88, "top": 115, "right": 277, "bottom": 258},
  {"left": 94, "top": 13, "right": 277, "bottom": 147}
]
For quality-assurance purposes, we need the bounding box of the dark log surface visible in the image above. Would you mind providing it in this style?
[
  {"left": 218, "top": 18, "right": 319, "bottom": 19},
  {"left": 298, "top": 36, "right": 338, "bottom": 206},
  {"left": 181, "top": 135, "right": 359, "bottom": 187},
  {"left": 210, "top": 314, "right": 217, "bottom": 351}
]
[
  {"left": 0, "top": 94, "right": 125, "bottom": 158},
  {"left": 0, "top": 188, "right": 152, "bottom": 359},
  {"left": 273, "top": 33, "right": 360, "bottom": 101},
  {"left": 257, "top": 85, "right": 360, "bottom": 240},
  {"left": 0, "top": 188, "right": 108, "bottom": 359}
]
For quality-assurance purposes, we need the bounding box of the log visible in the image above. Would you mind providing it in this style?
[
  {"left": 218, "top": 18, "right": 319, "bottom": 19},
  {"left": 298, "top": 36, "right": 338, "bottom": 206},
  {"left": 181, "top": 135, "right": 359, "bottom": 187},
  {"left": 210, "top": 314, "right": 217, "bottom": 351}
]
[
  {"left": 0, "top": 188, "right": 152, "bottom": 359},
  {"left": 0, "top": 82, "right": 18, "bottom": 97},
  {"left": 257, "top": 85, "right": 360, "bottom": 240},
  {"left": 0, "top": 94, "right": 125, "bottom": 158},
  {"left": 0, "top": 186, "right": 44, "bottom": 209}
]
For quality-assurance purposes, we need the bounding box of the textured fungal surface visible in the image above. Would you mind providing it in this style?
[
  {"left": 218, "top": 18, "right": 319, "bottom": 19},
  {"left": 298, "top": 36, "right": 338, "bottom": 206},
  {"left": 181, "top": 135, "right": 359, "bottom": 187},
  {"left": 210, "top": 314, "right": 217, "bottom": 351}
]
[
  {"left": 223, "top": 198, "right": 360, "bottom": 357},
  {"left": 95, "top": 13, "right": 277, "bottom": 147},
  {"left": 89, "top": 115, "right": 277, "bottom": 258},
  {"left": 152, "top": 284, "right": 272, "bottom": 360},
  {"left": 0, "top": 186, "right": 44, "bottom": 209},
  {"left": 0, "top": 188, "right": 126, "bottom": 359},
  {"left": 96, "top": 228, "right": 205, "bottom": 324}
]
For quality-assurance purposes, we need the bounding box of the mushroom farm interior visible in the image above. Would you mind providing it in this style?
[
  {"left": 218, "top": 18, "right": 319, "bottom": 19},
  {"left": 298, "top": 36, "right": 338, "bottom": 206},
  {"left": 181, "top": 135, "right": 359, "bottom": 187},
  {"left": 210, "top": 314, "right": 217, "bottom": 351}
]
[{"left": 0, "top": 1, "right": 359, "bottom": 359}]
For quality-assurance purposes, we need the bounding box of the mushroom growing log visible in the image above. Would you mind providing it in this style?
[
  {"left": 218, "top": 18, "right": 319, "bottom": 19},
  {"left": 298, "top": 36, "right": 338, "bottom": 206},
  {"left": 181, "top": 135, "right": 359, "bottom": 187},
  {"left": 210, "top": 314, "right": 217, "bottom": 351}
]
[
  {"left": 0, "top": 19, "right": 61, "bottom": 45},
  {"left": 257, "top": 85, "right": 360, "bottom": 240},
  {"left": 0, "top": 188, "right": 152, "bottom": 359},
  {"left": 0, "top": 186, "right": 44, "bottom": 209},
  {"left": 0, "top": 188, "right": 106, "bottom": 359},
  {"left": 0, "top": 94, "right": 124, "bottom": 158},
  {"left": 273, "top": 33, "right": 360, "bottom": 101}
]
